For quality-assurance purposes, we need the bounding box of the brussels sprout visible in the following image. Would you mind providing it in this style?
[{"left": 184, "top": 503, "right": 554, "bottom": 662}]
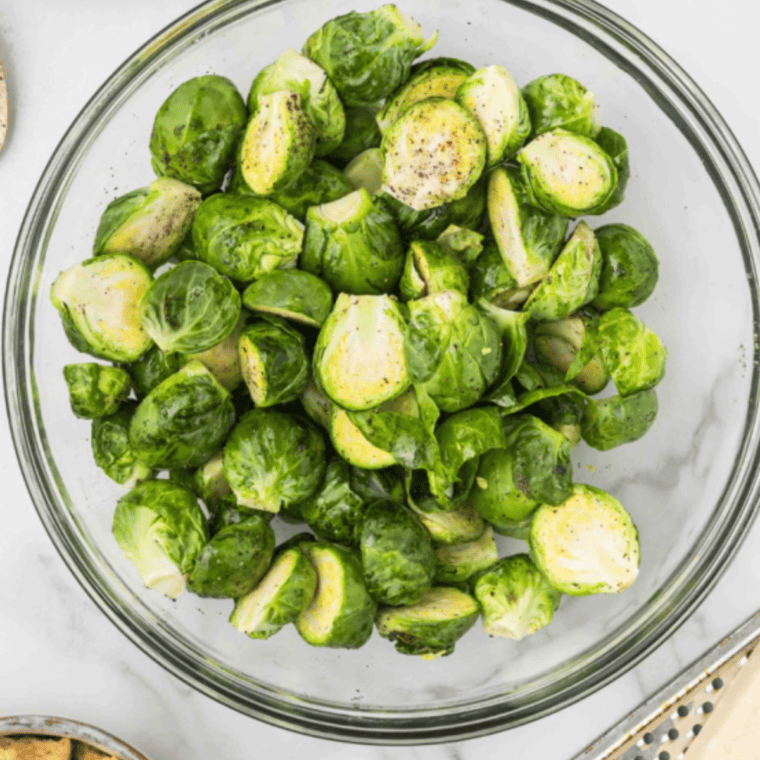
[
  {"left": 192, "top": 451, "right": 232, "bottom": 505},
  {"left": 50, "top": 254, "right": 153, "bottom": 362},
  {"left": 375, "top": 177, "right": 486, "bottom": 241},
  {"left": 302, "top": 189, "right": 404, "bottom": 295},
  {"left": 376, "top": 586, "right": 479, "bottom": 658},
  {"left": 582, "top": 389, "right": 658, "bottom": 451},
  {"left": 223, "top": 409, "right": 326, "bottom": 513},
  {"left": 247, "top": 48, "right": 345, "bottom": 156},
  {"left": 592, "top": 224, "right": 659, "bottom": 310},
  {"left": 328, "top": 105, "right": 382, "bottom": 166},
  {"left": 523, "top": 221, "right": 602, "bottom": 322},
  {"left": 149, "top": 75, "right": 247, "bottom": 194},
  {"left": 63, "top": 363, "right": 131, "bottom": 419},
  {"left": 517, "top": 129, "right": 618, "bottom": 217},
  {"left": 127, "top": 345, "right": 182, "bottom": 399},
  {"left": 129, "top": 361, "right": 235, "bottom": 469},
  {"left": 456, "top": 65, "right": 531, "bottom": 166},
  {"left": 487, "top": 166, "right": 569, "bottom": 288},
  {"left": 349, "top": 465, "right": 405, "bottom": 504},
  {"left": 300, "top": 458, "right": 366, "bottom": 546},
  {"left": 93, "top": 178, "right": 202, "bottom": 269},
  {"left": 314, "top": 293, "right": 410, "bottom": 411},
  {"left": 344, "top": 148, "right": 384, "bottom": 194},
  {"left": 238, "top": 91, "right": 316, "bottom": 195},
  {"left": 523, "top": 385, "right": 586, "bottom": 448},
  {"left": 91, "top": 402, "right": 153, "bottom": 487},
  {"left": 230, "top": 545, "right": 317, "bottom": 639},
  {"left": 242, "top": 270, "right": 332, "bottom": 328},
  {"left": 300, "top": 379, "right": 333, "bottom": 429},
  {"left": 376, "top": 58, "right": 475, "bottom": 134},
  {"left": 139, "top": 261, "right": 241, "bottom": 355},
  {"left": 192, "top": 194, "right": 304, "bottom": 282},
  {"left": 238, "top": 318, "right": 310, "bottom": 407},
  {"left": 436, "top": 225, "right": 483, "bottom": 268},
  {"left": 473, "top": 554, "right": 560, "bottom": 639},
  {"left": 469, "top": 241, "right": 532, "bottom": 309},
  {"left": 381, "top": 98, "right": 486, "bottom": 211},
  {"left": 184, "top": 313, "right": 245, "bottom": 392},
  {"left": 522, "top": 73, "right": 601, "bottom": 139},
  {"left": 359, "top": 500, "right": 435, "bottom": 605},
  {"left": 434, "top": 526, "right": 498, "bottom": 585},
  {"left": 112, "top": 480, "right": 208, "bottom": 599},
  {"left": 533, "top": 315, "right": 610, "bottom": 394},
  {"left": 408, "top": 502, "right": 485, "bottom": 545},
  {"left": 405, "top": 290, "right": 501, "bottom": 412},
  {"left": 302, "top": 4, "right": 437, "bottom": 107},
  {"left": 596, "top": 308, "right": 667, "bottom": 396},
  {"left": 399, "top": 240, "right": 469, "bottom": 301},
  {"left": 187, "top": 514, "right": 275, "bottom": 598},
  {"left": 529, "top": 483, "right": 640, "bottom": 595},
  {"left": 296, "top": 542, "right": 375, "bottom": 648},
  {"left": 592, "top": 127, "right": 630, "bottom": 214}
]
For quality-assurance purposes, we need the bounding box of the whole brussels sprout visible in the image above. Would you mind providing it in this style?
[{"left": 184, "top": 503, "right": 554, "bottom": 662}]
[
  {"left": 517, "top": 129, "right": 618, "bottom": 217},
  {"left": 434, "top": 526, "right": 498, "bottom": 585},
  {"left": 469, "top": 241, "right": 532, "bottom": 309},
  {"left": 529, "top": 483, "right": 640, "bottom": 596},
  {"left": 456, "top": 65, "right": 531, "bottom": 166},
  {"left": 328, "top": 105, "right": 382, "bottom": 166},
  {"left": 344, "top": 148, "right": 384, "bottom": 194},
  {"left": 247, "top": 48, "right": 345, "bottom": 156},
  {"left": 139, "top": 261, "right": 241, "bottom": 354},
  {"left": 127, "top": 346, "right": 182, "bottom": 399},
  {"left": 582, "top": 389, "right": 658, "bottom": 451},
  {"left": 592, "top": 127, "right": 630, "bottom": 214},
  {"left": 223, "top": 409, "right": 326, "bottom": 513},
  {"left": 381, "top": 98, "right": 486, "bottom": 211},
  {"left": 192, "top": 194, "right": 304, "bottom": 283},
  {"left": 112, "top": 480, "right": 209, "bottom": 599},
  {"left": 91, "top": 402, "right": 153, "bottom": 487},
  {"left": 302, "top": 188, "right": 404, "bottom": 295},
  {"left": 129, "top": 361, "right": 236, "bottom": 469},
  {"left": 399, "top": 240, "right": 469, "bottom": 301},
  {"left": 63, "top": 363, "right": 131, "bottom": 419},
  {"left": 314, "top": 293, "right": 410, "bottom": 411},
  {"left": 238, "top": 91, "right": 316, "bottom": 195},
  {"left": 436, "top": 225, "right": 483, "bottom": 268},
  {"left": 93, "top": 178, "right": 202, "bottom": 269},
  {"left": 184, "top": 313, "right": 246, "bottom": 391},
  {"left": 302, "top": 4, "right": 437, "bottom": 106},
  {"left": 149, "top": 75, "right": 247, "bottom": 194},
  {"left": 592, "top": 224, "right": 659, "bottom": 310},
  {"left": 522, "top": 73, "right": 601, "bottom": 139}
]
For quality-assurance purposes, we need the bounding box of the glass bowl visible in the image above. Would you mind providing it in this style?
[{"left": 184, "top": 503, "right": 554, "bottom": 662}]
[{"left": 5, "top": 0, "right": 760, "bottom": 745}]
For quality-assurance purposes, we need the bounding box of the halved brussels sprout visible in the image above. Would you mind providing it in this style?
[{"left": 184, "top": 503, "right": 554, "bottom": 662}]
[
  {"left": 296, "top": 542, "right": 375, "bottom": 648},
  {"left": 50, "top": 254, "right": 153, "bottom": 362},
  {"left": 242, "top": 270, "right": 332, "bottom": 328},
  {"left": 328, "top": 105, "right": 382, "bottom": 166},
  {"left": 93, "top": 178, "right": 202, "bottom": 269},
  {"left": 63, "top": 363, "right": 131, "bottom": 419},
  {"left": 529, "top": 483, "right": 640, "bottom": 595},
  {"left": 456, "top": 65, "right": 531, "bottom": 166},
  {"left": 230, "top": 545, "right": 317, "bottom": 639},
  {"left": 399, "top": 240, "right": 469, "bottom": 301},
  {"left": 436, "top": 225, "right": 483, "bottom": 268},
  {"left": 381, "top": 98, "right": 486, "bottom": 211},
  {"left": 517, "top": 129, "right": 618, "bottom": 216},
  {"left": 302, "top": 188, "right": 404, "bottom": 295},
  {"left": 469, "top": 241, "right": 532, "bottom": 309},
  {"left": 582, "top": 389, "right": 658, "bottom": 451},
  {"left": 300, "top": 380, "right": 333, "bottom": 429},
  {"left": 376, "top": 586, "right": 479, "bottom": 658},
  {"left": 238, "top": 318, "right": 310, "bottom": 407},
  {"left": 487, "top": 166, "right": 569, "bottom": 288},
  {"left": 596, "top": 308, "right": 667, "bottom": 396},
  {"left": 139, "top": 261, "right": 241, "bottom": 354},
  {"left": 523, "top": 221, "right": 602, "bottom": 321},
  {"left": 592, "top": 127, "right": 630, "bottom": 214},
  {"left": 223, "top": 409, "right": 326, "bottom": 513},
  {"left": 149, "top": 75, "right": 247, "bottom": 194},
  {"left": 344, "top": 148, "right": 384, "bottom": 194},
  {"left": 376, "top": 58, "right": 475, "bottom": 134},
  {"left": 522, "top": 73, "right": 601, "bottom": 139},
  {"left": 247, "top": 48, "right": 345, "bottom": 156},
  {"left": 192, "top": 194, "right": 304, "bottom": 282},
  {"left": 302, "top": 4, "right": 437, "bottom": 106},
  {"left": 473, "top": 554, "right": 560, "bottom": 639},
  {"left": 112, "top": 480, "right": 208, "bottom": 599},
  {"left": 238, "top": 91, "right": 316, "bottom": 195},
  {"left": 434, "top": 526, "right": 498, "bottom": 585},
  {"left": 592, "top": 224, "right": 659, "bottom": 310},
  {"left": 129, "top": 361, "right": 236, "bottom": 469},
  {"left": 407, "top": 502, "right": 485, "bottom": 545},
  {"left": 184, "top": 313, "right": 245, "bottom": 392},
  {"left": 91, "top": 402, "right": 153, "bottom": 488},
  {"left": 127, "top": 346, "right": 182, "bottom": 399},
  {"left": 315, "top": 293, "right": 410, "bottom": 411}
]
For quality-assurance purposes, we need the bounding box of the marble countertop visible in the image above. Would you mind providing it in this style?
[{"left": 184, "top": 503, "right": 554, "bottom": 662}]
[{"left": 1, "top": 1, "right": 758, "bottom": 758}]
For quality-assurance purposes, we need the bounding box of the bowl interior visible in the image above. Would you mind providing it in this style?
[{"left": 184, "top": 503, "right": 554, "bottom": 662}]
[{"left": 8, "top": 0, "right": 760, "bottom": 743}]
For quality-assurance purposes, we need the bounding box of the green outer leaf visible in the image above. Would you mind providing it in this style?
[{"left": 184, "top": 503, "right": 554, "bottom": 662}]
[
  {"left": 522, "top": 73, "right": 601, "bottom": 139},
  {"left": 91, "top": 402, "right": 153, "bottom": 487},
  {"left": 582, "top": 389, "right": 658, "bottom": 451},
  {"left": 63, "top": 363, "right": 131, "bottom": 419},
  {"left": 592, "top": 127, "right": 630, "bottom": 214}
]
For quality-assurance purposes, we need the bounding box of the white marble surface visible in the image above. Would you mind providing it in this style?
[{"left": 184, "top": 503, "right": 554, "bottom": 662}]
[{"left": 0, "top": 1, "right": 759, "bottom": 758}]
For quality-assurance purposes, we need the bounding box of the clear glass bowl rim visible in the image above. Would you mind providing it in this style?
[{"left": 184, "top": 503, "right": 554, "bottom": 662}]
[{"left": 5, "top": 0, "right": 760, "bottom": 745}]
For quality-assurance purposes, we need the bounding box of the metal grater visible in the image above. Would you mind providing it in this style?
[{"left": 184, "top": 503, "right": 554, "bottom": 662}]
[{"left": 571, "top": 610, "right": 760, "bottom": 760}]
